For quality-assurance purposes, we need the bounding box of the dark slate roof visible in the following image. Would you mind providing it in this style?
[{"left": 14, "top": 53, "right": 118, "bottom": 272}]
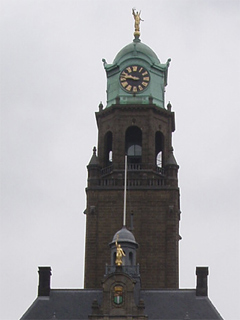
[
  {"left": 111, "top": 226, "right": 138, "bottom": 245},
  {"left": 165, "top": 148, "right": 178, "bottom": 166},
  {"left": 88, "top": 147, "right": 99, "bottom": 166},
  {"left": 141, "top": 289, "right": 223, "bottom": 320},
  {"left": 20, "top": 289, "right": 102, "bottom": 320},
  {"left": 20, "top": 289, "right": 223, "bottom": 320}
]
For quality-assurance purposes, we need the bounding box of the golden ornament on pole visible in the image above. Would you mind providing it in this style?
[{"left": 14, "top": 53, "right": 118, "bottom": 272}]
[{"left": 132, "top": 8, "right": 144, "bottom": 38}]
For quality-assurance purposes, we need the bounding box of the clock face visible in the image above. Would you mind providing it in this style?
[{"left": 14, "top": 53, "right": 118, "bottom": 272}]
[{"left": 120, "top": 65, "right": 150, "bottom": 93}]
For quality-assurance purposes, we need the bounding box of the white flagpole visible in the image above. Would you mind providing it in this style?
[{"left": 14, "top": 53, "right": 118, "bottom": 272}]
[{"left": 123, "top": 155, "right": 127, "bottom": 226}]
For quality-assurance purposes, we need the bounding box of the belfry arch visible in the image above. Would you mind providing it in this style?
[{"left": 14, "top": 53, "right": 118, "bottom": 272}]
[
  {"left": 104, "top": 131, "right": 113, "bottom": 167},
  {"left": 125, "top": 126, "right": 142, "bottom": 164},
  {"left": 155, "top": 131, "right": 164, "bottom": 168}
]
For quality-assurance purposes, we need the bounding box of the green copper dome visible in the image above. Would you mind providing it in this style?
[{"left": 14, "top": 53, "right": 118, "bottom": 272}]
[
  {"left": 103, "top": 38, "right": 170, "bottom": 109},
  {"left": 113, "top": 39, "right": 160, "bottom": 65}
]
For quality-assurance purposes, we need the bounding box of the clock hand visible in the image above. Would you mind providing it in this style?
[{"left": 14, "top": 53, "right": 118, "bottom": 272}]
[
  {"left": 131, "top": 76, "right": 140, "bottom": 80},
  {"left": 122, "top": 74, "right": 140, "bottom": 80}
]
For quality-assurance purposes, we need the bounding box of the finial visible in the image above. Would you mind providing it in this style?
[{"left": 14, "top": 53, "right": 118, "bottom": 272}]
[
  {"left": 115, "top": 234, "right": 126, "bottom": 266},
  {"left": 98, "top": 101, "right": 103, "bottom": 111},
  {"left": 102, "top": 58, "right": 107, "bottom": 66},
  {"left": 93, "top": 146, "right": 97, "bottom": 155},
  {"left": 138, "top": 299, "right": 145, "bottom": 310},
  {"left": 167, "top": 101, "right": 172, "bottom": 111},
  {"left": 91, "top": 299, "right": 100, "bottom": 311},
  {"left": 132, "top": 8, "right": 144, "bottom": 39}
]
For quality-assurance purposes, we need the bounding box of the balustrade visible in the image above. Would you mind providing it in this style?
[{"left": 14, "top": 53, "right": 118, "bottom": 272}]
[
  {"left": 105, "top": 264, "right": 140, "bottom": 276},
  {"left": 98, "top": 177, "right": 165, "bottom": 187},
  {"left": 95, "top": 163, "right": 166, "bottom": 188}
]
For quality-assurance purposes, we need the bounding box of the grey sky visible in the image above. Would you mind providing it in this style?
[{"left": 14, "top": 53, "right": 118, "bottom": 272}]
[{"left": 1, "top": 1, "right": 239, "bottom": 319}]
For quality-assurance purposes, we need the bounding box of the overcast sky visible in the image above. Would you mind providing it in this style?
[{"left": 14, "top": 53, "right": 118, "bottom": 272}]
[{"left": 1, "top": 1, "right": 239, "bottom": 319}]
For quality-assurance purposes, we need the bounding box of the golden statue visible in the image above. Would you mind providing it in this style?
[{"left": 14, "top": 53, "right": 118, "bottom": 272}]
[
  {"left": 132, "top": 8, "right": 144, "bottom": 37},
  {"left": 115, "top": 234, "right": 125, "bottom": 266}
]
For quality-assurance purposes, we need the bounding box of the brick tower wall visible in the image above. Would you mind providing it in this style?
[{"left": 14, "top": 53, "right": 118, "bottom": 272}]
[
  {"left": 84, "top": 187, "right": 180, "bottom": 289},
  {"left": 84, "top": 104, "right": 180, "bottom": 289}
]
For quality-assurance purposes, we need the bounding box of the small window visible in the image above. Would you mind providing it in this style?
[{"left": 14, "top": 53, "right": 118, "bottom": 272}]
[{"left": 129, "top": 252, "right": 133, "bottom": 266}]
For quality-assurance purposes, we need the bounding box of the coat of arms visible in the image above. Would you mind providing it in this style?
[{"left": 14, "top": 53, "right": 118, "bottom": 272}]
[{"left": 113, "top": 285, "right": 123, "bottom": 305}]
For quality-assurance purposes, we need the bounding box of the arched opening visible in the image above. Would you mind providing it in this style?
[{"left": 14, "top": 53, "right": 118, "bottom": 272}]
[
  {"left": 129, "top": 252, "right": 133, "bottom": 266},
  {"left": 125, "top": 126, "right": 142, "bottom": 164},
  {"left": 155, "top": 131, "right": 164, "bottom": 168},
  {"left": 104, "top": 131, "right": 113, "bottom": 167}
]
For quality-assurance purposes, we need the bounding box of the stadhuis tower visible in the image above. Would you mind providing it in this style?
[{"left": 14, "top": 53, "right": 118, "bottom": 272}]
[{"left": 84, "top": 12, "right": 180, "bottom": 290}]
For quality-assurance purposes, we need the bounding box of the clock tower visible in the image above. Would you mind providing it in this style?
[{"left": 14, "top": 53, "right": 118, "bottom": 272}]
[
  {"left": 84, "top": 22, "right": 180, "bottom": 290},
  {"left": 20, "top": 12, "right": 223, "bottom": 320}
]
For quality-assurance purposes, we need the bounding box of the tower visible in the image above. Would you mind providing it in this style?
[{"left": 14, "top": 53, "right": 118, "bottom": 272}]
[
  {"left": 84, "top": 19, "right": 180, "bottom": 289},
  {"left": 20, "top": 12, "right": 223, "bottom": 320}
]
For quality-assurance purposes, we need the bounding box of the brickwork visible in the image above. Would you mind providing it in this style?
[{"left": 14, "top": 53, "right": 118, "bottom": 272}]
[
  {"left": 85, "top": 187, "right": 179, "bottom": 289},
  {"left": 96, "top": 104, "right": 175, "bottom": 170},
  {"left": 84, "top": 104, "right": 180, "bottom": 289}
]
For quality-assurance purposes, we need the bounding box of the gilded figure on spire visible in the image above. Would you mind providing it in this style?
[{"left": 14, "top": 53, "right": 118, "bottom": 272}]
[
  {"left": 115, "top": 234, "right": 125, "bottom": 266},
  {"left": 132, "top": 8, "right": 144, "bottom": 38}
]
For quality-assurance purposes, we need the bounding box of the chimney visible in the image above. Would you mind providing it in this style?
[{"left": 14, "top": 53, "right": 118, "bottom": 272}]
[
  {"left": 38, "top": 266, "right": 52, "bottom": 296},
  {"left": 196, "top": 266, "right": 208, "bottom": 296}
]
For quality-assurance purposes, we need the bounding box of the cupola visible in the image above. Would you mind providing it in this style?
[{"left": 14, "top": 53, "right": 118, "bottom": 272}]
[
  {"left": 106, "top": 226, "right": 139, "bottom": 277},
  {"left": 103, "top": 37, "right": 171, "bottom": 108}
]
